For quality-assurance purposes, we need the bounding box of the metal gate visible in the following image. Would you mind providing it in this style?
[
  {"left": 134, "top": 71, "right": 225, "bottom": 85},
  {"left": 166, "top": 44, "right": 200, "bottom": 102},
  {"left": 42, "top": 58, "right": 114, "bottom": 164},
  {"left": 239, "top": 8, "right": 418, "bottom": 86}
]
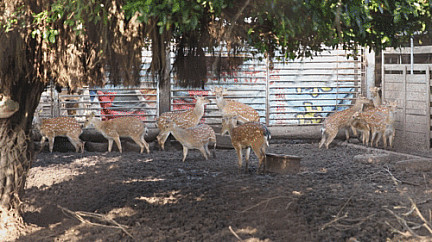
[
  {"left": 170, "top": 47, "right": 363, "bottom": 127},
  {"left": 36, "top": 47, "right": 364, "bottom": 129}
]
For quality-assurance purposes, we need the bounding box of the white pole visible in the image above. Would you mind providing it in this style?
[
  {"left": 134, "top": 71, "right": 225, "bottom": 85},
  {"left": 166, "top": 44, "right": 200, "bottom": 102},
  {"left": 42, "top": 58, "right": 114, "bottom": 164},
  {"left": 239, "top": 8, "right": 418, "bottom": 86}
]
[{"left": 410, "top": 36, "right": 414, "bottom": 74}]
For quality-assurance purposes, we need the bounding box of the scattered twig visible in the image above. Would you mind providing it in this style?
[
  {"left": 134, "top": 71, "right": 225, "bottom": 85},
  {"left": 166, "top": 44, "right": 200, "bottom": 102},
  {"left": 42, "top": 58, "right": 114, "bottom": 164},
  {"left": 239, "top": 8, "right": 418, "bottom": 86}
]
[
  {"left": 58, "top": 205, "right": 134, "bottom": 239},
  {"left": 384, "top": 167, "right": 432, "bottom": 239},
  {"left": 408, "top": 197, "right": 432, "bottom": 234},
  {"left": 229, "top": 226, "right": 243, "bottom": 241},
  {"left": 329, "top": 214, "right": 376, "bottom": 231},
  {"left": 384, "top": 166, "right": 420, "bottom": 186},
  {"left": 320, "top": 213, "right": 348, "bottom": 231}
]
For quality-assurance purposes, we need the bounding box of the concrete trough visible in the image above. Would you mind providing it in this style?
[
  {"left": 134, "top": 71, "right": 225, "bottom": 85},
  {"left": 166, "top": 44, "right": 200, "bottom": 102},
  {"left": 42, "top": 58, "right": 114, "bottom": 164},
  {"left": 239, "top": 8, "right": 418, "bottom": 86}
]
[{"left": 265, "top": 153, "right": 302, "bottom": 174}]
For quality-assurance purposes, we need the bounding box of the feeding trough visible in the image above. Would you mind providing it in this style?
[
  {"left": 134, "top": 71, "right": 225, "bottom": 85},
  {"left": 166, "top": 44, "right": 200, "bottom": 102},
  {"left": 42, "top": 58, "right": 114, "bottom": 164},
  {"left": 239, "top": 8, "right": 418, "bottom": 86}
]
[{"left": 265, "top": 153, "right": 302, "bottom": 174}]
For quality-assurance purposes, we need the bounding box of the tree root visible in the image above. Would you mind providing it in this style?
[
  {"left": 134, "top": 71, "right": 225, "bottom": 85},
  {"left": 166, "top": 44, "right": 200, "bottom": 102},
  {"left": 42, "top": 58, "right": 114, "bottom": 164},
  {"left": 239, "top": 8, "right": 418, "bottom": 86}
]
[{"left": 58, "top": 205, "right": 134, "bottom": 239}]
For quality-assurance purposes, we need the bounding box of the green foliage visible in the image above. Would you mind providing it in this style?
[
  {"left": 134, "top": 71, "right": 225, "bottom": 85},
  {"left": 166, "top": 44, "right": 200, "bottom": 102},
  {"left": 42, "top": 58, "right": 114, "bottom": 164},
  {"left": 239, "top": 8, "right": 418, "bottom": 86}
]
[
  {"left": 30, "top": 0, "right": 108, "bottom": 44},
  {"left": 123, "top": 0, "right": 230, "bottom": 35}
]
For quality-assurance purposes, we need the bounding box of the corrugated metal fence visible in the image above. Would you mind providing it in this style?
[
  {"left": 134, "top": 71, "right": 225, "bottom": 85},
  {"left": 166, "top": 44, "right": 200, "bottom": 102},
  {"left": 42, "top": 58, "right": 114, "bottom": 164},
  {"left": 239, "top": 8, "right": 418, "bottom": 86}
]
[{"left": 36, "top": 47, "right": 364, "bottom": 130}]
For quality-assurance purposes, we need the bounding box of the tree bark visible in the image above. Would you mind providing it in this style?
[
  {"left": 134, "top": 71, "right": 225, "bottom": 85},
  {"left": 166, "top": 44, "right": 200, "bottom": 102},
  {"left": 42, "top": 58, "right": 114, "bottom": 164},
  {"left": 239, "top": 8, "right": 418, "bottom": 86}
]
[{"left": 0, "top": 80, "right": 45, "bottom": 239}]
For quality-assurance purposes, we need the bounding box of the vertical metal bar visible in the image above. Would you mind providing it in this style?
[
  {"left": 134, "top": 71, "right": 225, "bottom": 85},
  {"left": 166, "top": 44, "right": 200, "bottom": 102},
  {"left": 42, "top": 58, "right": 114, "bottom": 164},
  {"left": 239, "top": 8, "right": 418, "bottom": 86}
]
[
  {"left": 410, "top": 37, "right": 414, "bottom": 75},
  {"left": 426, "top": 65, "right": 431, "bottom": 149},
  {"left": 381, "top": 50, "right": 385, "bottom": 101},
  {"left": 403, "top": 66, "right": 407, "bottom": 140},
  {"left": 265, "top": 55, "right": 270, "bottom": 126}
]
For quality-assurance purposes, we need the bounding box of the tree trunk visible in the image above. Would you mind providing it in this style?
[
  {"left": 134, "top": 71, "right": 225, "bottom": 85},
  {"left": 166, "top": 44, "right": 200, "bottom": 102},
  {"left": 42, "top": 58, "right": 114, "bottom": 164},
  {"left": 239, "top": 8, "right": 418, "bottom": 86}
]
[{"left": 0, "top": 80, "right": 45, "bottom": 239}]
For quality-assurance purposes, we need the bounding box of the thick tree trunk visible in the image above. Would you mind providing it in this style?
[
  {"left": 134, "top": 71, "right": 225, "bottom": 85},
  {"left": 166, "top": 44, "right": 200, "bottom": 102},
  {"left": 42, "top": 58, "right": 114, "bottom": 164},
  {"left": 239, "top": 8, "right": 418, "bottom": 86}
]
[{"left": 0, "top": 81, "right": 45, "bottom": 239}]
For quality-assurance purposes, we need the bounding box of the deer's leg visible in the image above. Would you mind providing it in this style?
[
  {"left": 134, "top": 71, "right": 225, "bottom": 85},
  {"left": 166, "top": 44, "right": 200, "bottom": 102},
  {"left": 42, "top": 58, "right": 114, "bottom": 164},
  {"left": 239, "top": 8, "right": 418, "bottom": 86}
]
[
  {"left": 374, "top": 132, "right": 382, "bottom": 147},
  {"left": 324, "top": 129, "right": 337, "bottom": 149},
  {"left": 157, "top": 131, "right": 170, "bottom": 150},
  {"left": 48, "top": 136, "right": 55, "bottom": 153},
  {"left": 252, "top": 145, "right": 264, "bottom": 173},
  {"left": 198, "top": 146, "right": 209, "bottom": 160},
  {"left": 245, "top": 147, "right": 251, "bottom": 163},
  {"left": 319, "top": 128, "right": 327, "bottom": 149},
  {"left": 351, "top": 125, "right": 358, "bottom": 136},
  {"left": 140, "top": 134, "right": 150, "bottom": 154},
  {"left": 344, "top": 128, "right": 350, "bottom": 142},
  {"left": 203, "top": 144, "right": 211, "bottom": 157},
  {"left": 66, "top": 135, "right": 81, "bottom": 153},
  {"left": 107, "top": 139, "right": 114, "bottom": 152},
  {"left": 182, "top": 146, "right": 189, "bottom": 162},
  {"left": 364, "top": 130, "right": 370, "bottom": 146},
  {"left": 234, "top": 145, "right": 243, "bottom": 171},
  {"left": 113, "top": 136, "right": 122, "bottom": 153},
  {"left": 131, "top": 135, "right": 144, "bottom": 153},
  {"left": 40, "top": 136, "right": 47, "bottom": 152}
]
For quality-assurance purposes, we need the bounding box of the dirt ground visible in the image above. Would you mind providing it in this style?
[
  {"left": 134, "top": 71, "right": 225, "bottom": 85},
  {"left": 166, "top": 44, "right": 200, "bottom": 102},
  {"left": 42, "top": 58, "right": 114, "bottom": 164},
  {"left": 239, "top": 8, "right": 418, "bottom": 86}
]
[{"left": 13, "top": 137, "right": 432, "bottom": 241}]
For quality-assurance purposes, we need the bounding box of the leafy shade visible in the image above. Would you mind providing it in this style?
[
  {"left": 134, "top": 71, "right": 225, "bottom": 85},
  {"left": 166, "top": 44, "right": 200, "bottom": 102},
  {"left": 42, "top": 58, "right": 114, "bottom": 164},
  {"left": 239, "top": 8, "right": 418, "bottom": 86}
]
[
  {"left": 0, "top": 0, "right": 146, "bottom": 92},
  {"left": 124, "top": 0, "right": 432, "bottom": 87}
]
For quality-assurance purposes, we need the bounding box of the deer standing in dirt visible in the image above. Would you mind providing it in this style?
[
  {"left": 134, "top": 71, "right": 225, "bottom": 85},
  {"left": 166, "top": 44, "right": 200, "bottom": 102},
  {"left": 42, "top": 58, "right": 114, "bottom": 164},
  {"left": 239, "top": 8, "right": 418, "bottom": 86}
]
[
  {"left": 84, "top": 113, "right": 149, "bottom": 153},
  {"left": 211, "top": 87, "right": 259, "bottom": 134},
  {"left": 221, "top": 116, "right": 271, "bottom": 173},
  {"left": 157, "top": 96, "right": 210, "bottom": 150},
  {"left": 350, "top": 112, "right": 371, "bottom": 146},
  {"left": 38, "top": 116, "right": 84, "bottom": 153},
  {"left": 319, "top": 95, "right": 370, "bottom": 149},
  {"left": 382, "top": 103, "right": 397, "bottom": 148},
  {"left": 365, "top": 101, "right": 398, "bottom": 148},
  {"left": 164, "top": 119, "right": 216, "bottom": 162}
]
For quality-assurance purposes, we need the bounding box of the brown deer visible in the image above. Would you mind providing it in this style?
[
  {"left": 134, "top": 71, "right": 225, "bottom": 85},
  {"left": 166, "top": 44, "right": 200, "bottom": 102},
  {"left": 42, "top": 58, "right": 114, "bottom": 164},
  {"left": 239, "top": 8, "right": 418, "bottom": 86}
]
[
  {"left": 369, "top": 101, "right": 398, "bottom": 148},
  {"left": 211, "top": 87, "right": 259, "bottom": 134},
  {"left": 84, "top": 113, "right": 149, "bottom": 153},
  {"left": 38, "top": 116, "right": 84, "bottom": 153},
  {"left": 350, "top": 112, "right": 371, "bottom": 146},
  {"left": 221, "top": 116, "right": 271, "bottom": 173},
  {"left": 369, "top": 86, "right": 382, "bottom": 107},
  {"left": 157, "top": 96, "right": 210, "bottom": 150},
  {"left": 164, "top": 119, "right": 216, "bottom": 162},
  {"left": 319, "top": 95, "right": 370, "bottom": 149}
]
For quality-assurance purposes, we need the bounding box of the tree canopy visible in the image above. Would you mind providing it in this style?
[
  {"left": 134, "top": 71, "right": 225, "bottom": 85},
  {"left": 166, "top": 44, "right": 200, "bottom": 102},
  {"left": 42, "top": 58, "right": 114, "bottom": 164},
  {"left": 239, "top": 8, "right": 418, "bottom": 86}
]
[{"left": 2, "top": 0, "right": 431, "bottom": 90}]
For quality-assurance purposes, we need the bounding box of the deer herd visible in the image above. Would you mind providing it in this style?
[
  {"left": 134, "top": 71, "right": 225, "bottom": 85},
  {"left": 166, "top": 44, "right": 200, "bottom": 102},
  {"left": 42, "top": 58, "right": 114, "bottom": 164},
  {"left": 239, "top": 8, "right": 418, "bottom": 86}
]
[{"left": 36, "top": 86, "right": 397, "bottom": 173}]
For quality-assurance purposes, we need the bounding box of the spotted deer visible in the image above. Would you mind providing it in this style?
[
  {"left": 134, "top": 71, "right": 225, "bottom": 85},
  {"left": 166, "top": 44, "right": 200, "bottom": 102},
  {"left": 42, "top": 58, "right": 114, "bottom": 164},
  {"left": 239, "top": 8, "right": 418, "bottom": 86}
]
[
  {"left": 157, "top": 96, "right": 210, "bottom": 150},
  {"left": 38, "top": 116, "right": 84, "bottom": 153},
  {"left": 383, "top": 103, "right": 397, "bottom": 148},
  {"left": 211, "top": 87, "right": 259, "bottom": 134},
  {"left": 319, "top": 95, "right": 370, "bottom": 149},
  {"left": 84, "top": 113, "right": 149, "bottom": 153},
  {"left": 164, "top": 119, "right": 216, "bottom": 162},
  {"left": 350, "top": 112, "right": 371, "bottom": 146},
  {"left": 363, "top": 101, "right": 398, "bottom": 148},
  {"left": 369, "top": 86, "right": 382, "bottom": 107},
  {"left": 221, "top": 116, "right": 271, "bottom": 173}
]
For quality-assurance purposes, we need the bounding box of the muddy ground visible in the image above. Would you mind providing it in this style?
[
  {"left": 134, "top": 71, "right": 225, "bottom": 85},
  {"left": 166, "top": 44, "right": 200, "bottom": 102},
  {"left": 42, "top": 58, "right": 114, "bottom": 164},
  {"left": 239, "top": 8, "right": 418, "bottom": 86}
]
[{"left": 14, "top": 137, "right": 432, "bottom": 241}]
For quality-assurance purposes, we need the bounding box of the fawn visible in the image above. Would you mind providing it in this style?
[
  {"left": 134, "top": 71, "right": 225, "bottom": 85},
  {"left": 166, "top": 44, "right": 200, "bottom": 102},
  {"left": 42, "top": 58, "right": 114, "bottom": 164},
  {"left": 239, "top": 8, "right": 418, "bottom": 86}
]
[
  {"left": 38, "top": 116, "right": 84, "bottom": 153},
  {"left": 164, "top": 119, "right": 216, "bottom": 162},
  {"left": 350, "top": 112, "right": 371, "bottom": 146},
  {"left": 369, "top": 101, "right": 398, "bottom": 148},
  {"left": 211, "top": 87, "right": 259, "bottom": 134},
  {"left": 221, "top": 116, "right": 271, "bottom": 173},
  {"left": 157, "top": 96, "right": 210, "bottom": 150},
  {"left": 369, "top": 86, "right": 382, "bottom": 107},
  {"left": 319, "top": 95, "right": 370, "bottom": 149},
  {"left": 84, "top": 113, "right": 150, "bottom": 153}
]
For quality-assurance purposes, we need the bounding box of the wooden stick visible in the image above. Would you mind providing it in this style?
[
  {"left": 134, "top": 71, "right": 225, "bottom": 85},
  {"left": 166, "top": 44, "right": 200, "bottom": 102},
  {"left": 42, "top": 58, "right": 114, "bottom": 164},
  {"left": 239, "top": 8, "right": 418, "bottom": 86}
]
[{"left": 229, "top": 226, "right": 243, "bottom": 241}]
